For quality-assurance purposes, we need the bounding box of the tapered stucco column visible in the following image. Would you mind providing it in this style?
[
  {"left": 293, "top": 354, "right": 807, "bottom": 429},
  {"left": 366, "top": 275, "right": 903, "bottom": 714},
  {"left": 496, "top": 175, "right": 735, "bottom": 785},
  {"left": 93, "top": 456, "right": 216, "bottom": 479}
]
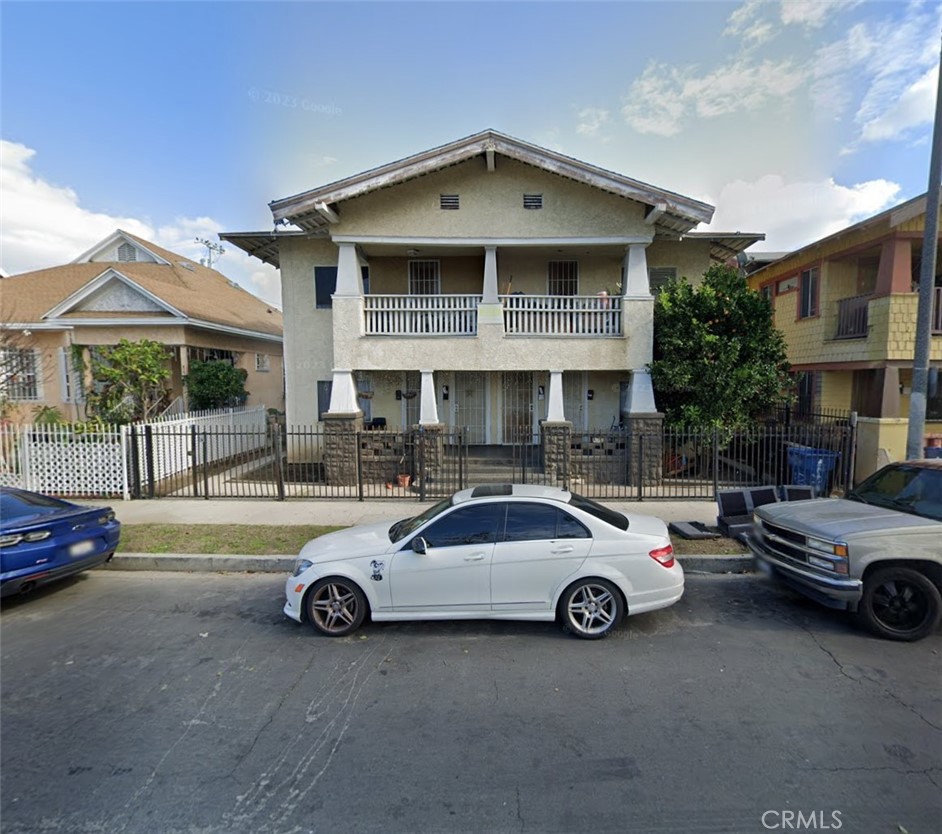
[
  {"left": 625, "top": 369, "right": 657, "bottom": 414},
  {"left": 624, "top": 369, "right": 663, "bottom": 487},
  {"left": 622, "top": 243, "right": 651, "bottom": 297},
  {"left": 419, "top": 370, "right": 440, "bottom": 425},
  {"left": 324, "top": 369, "right": 363, "bottom": 486},
  {"left": 336, "top": 242, "right": 363, "bottom": 297},
  {"left": 482, "top": 246, "right": 499, "bottom": 303},
  {"left": 547, "top": 370, "right": 565, "bottom": 421},
  {"left": 478, "top": 245, "right": 504, "bottom": 328},
  {"left": 327, "top": 369, "right": 360, "bottom": 414}
]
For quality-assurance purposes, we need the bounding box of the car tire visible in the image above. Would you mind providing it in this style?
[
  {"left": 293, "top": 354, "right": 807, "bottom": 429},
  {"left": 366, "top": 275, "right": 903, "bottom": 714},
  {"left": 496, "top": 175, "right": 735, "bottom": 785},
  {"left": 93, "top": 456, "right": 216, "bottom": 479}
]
[
  {"left": 306, "top": 577, "right": 368, "bottom": 637},
  {"left": 558, "top": 578, "right": 624, "bottom": 640},
  {"left": 854, "top": 567, "right": 942, "bottom": 642}
]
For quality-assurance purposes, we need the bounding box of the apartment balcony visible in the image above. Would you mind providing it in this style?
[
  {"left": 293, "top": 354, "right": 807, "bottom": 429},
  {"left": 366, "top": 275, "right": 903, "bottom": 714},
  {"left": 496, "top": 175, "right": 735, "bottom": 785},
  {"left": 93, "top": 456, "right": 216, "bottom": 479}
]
[
  {"left": 502, "top": 294, "right": 622, "bottom": 336},
  {"left": 835, "top": 293, "right": 871, "bottom": 339},
  {"left": 364, "top": 294, "right": 482, "bottom": 335}
]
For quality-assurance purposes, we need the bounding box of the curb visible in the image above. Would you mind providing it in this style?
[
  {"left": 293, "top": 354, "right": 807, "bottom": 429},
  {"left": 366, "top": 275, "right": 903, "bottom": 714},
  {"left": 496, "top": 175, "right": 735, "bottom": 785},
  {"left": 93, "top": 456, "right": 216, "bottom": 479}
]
[{"left": 104, "top": 552, "right": 753, "bottom": 575}]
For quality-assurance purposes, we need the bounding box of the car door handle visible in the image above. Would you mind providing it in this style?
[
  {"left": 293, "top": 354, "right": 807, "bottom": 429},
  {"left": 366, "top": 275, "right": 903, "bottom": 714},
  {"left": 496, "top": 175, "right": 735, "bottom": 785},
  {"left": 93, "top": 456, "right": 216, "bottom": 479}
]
[
  {"left": 551, "top": 546, "right": 574, "bottom": 554},
  {"left": 464, "top": 553, "right": 486, "bottom": 561}
]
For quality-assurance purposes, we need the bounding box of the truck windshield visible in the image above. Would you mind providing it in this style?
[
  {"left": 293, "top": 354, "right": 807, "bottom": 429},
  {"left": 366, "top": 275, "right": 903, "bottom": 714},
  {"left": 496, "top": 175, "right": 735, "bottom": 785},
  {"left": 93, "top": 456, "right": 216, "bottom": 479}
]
[{"left": 849, "top": 466, "right": 942, "bottom": 522}]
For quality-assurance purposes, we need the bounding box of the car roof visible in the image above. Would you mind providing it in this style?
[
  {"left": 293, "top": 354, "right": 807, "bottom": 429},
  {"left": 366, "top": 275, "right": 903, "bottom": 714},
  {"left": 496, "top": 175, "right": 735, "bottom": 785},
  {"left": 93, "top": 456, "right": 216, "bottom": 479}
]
[
  {"left": 892, "top": 460, "right": 942, "bottom": 470},
  {"left": 452, "top": 484, "right": 572, "bottom": 505}
]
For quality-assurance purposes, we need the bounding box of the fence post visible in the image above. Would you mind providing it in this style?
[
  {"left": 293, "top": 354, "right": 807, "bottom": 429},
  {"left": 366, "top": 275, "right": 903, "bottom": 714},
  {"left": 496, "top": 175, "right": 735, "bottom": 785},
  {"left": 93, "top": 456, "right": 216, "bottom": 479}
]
[
  {"left": 636, "top": 432, "right": 644, "bottom": 501},
  {"left": 712, "top": 426, "right": 720, "bottom": 499},
  {"left": 847, "top": 411, "right": 858, "bottom": 491},
  {"left": 144, "top": 424, "right": 156, "bottom": 499},
  {"left": 458, "top": 429, "right": 464, "bottom": 491},
  {"left": 202, "top": 430, "right": 210, "bottom": 499},
  {"left": 190, "top": 425, "right": 199, "bottom": 497},
  {"left": 273, "top": 422, "right": 286, "bottom": 501},
  {"left": 418, "top": 428, "right": 427, "bottom": 502},
  {"left": 356, "top": 431, "right": 364, "bottom": 502},
  {"left": 120, "top": 425, "right": 130, "bottom": 501},
  {"left": 128, "top": 424, "right": 141, "bottom": 499}
]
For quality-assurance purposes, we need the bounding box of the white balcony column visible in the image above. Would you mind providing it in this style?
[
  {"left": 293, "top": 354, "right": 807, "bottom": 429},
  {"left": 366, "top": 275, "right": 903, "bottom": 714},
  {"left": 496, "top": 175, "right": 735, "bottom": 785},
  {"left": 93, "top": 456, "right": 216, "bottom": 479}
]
[
  {"left": 327, "top": 369, "right": 361, "bottom": 414},
  {"left": 625, "top": 369, "right": 658, "bottom": 414},
  {"left": 547, "top": 370, "right": 566, "bottom": 421},
  {"left": 482, "top": 246, "right": 499, "bottom": 303},
  {"left": 623, "top": 243, "right": 651, "bottom": 297},
  {"left": 335, "top": 242, "right": 363, "bottom": 297},
  {"left": 419, "top": 369, "right": 440, "bottom": 425}
]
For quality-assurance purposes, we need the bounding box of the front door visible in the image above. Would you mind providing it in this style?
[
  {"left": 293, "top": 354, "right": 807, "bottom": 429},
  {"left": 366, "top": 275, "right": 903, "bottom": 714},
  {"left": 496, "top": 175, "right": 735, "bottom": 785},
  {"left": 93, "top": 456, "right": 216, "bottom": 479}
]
[
  {"left": 502, "top": 371, "right": 534, "bottom": 444},
  {"left": 453, "top": 371, "right": 488, "bottom": 445}
]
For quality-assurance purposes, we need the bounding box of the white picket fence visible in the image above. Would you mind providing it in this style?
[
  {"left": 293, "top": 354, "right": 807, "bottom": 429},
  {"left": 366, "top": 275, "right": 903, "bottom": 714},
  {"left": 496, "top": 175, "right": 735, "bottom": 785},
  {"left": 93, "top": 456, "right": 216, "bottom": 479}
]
[{"left": 0, "top": 405, "right": 268, "bottom": 499}]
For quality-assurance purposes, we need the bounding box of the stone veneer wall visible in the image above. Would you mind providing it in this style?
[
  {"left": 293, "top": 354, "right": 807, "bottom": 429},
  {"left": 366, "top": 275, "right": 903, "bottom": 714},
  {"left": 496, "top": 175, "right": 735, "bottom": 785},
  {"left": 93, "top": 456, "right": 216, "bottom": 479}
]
[
  {"left": 625, "top": 413, "right": 664, "bottom": 486},
  {"left": 541, "top": 422, "right": 572, "bottom": 485},
  {"left": 323, "top": 413, "right": 364, "bottom": 486}
]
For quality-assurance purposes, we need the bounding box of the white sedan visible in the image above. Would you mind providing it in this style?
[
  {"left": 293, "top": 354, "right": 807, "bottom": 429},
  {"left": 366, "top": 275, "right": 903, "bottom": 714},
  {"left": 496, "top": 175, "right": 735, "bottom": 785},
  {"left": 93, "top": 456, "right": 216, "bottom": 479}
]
[{"left": 284, "top": 484, "right": 683, "bottom": 639}]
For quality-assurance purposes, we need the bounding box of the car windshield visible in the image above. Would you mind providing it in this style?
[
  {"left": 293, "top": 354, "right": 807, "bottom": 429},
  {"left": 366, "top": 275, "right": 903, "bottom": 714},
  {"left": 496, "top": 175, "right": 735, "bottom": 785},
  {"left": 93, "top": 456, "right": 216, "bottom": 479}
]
[
  {"left": 567, "top": 492, "right": 629, "bottom": 530},
  {"left": 388, "top": 497, "right": 454, "bottom": 542},
  {"left": 848, "top": 466, "right": 942, "bottom": 522}
]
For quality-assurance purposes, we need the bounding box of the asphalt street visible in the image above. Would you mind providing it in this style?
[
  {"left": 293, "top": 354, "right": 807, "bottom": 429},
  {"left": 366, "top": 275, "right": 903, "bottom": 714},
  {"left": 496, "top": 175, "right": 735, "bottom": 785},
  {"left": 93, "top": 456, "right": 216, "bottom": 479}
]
[{"left": 1, "top": 571, "right": 939, "bottom": 834}]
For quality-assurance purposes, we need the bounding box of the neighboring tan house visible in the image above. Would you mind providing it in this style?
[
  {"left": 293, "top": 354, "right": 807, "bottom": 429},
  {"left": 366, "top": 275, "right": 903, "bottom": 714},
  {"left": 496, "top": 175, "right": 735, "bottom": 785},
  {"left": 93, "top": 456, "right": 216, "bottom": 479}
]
[
  {"left": 747, "top": 194, "right": 942, "bottom": 479},
  {"left": 0, "top": 230, "right": 284, "bottom": 422},
  {"left": 223, "top": 129, "right": 761, "bottom": 448}
]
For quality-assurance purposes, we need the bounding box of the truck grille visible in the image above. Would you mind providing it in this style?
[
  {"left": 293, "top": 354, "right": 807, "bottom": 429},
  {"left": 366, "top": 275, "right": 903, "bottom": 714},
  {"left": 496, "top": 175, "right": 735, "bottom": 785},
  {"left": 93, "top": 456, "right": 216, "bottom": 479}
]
[{"left": 758, "top": 521, "right": 813, "bottom": 567}]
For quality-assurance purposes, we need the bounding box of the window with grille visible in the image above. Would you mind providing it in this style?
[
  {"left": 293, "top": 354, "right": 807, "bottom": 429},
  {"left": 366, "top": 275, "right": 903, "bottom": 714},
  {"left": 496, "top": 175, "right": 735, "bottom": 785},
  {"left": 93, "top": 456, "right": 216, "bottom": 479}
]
[
  {"left": 408, "top": 260, "right": 441, "bottom": 295},
  {"left": 255, "top": 353, "right": 270, "bottom": 372},
  {"left": 188, "top": 347, "right": 237, "bottom": 366},
  {"left": 440, "top": 194, "right": 460, "bottom": 210},
  {"left": 57, "top": 347, "right": 84, "bottom": 403},
  {"left": 523, "top": 194, "right": 543, "bottom": 210},
  {"left": 117, "top": 242, "right": 137, "bottom": 262},
  {"left": 547, "top": 261, "right": 578, "bottom": 296},
  {"left": 1, "top": 349, "right": 40, "bottom": 400},
  {"left": 648, "top": 267, "right": 676, "bottom": 294}
]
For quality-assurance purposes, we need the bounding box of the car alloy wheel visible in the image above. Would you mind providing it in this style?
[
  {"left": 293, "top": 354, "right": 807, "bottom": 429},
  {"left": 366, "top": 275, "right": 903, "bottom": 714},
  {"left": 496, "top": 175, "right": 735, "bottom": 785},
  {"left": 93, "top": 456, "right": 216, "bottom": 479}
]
[
  {"left": 856, "top": 567, "right": 942, "bottom": 642},
  {"left": 307, "top": 578, "right": 367, "bottom": 637},
  {"left": 560, "top": 579, "right": 624, "bottom": 639}
]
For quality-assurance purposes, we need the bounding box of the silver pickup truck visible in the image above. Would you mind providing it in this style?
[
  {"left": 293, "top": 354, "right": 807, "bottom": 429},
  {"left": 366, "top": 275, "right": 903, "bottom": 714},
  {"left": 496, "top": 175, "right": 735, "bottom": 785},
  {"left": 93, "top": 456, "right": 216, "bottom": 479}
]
[{"left": 748, "top": 460, "right": 942, "bottom": 641}]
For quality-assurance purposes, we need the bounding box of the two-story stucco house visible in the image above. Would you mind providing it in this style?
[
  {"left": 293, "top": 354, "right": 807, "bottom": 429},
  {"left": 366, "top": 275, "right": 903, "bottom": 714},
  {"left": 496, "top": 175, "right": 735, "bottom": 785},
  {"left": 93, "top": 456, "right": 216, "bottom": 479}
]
[
  {"left": 1, "top": 230, "right": 284, "bottom": 422},
  {"left": 747, "top": 194, "right": 942, "bottom": 479},
  {"left": 223, "top": 130, "right": 760, "bottom": 453}
]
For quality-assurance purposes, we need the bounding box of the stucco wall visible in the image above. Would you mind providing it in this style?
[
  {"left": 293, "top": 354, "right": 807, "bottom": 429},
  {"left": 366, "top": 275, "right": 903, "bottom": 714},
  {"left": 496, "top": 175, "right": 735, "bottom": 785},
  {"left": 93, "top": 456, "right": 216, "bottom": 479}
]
[
  {"left": 646, "top": 240, "right": 713, "bottom": 286},
  {"left": 333, "top": 157, "right": 650, "bottom": 239}
]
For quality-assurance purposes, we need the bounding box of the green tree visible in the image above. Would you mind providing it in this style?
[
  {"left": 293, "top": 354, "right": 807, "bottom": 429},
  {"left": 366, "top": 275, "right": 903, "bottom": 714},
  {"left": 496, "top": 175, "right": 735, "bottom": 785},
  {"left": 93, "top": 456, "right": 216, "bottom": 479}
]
[
  {"left": 649, "top": 264, "right": 793, "bottom": 429},
  {"left": 87, "top": 339, "right": 172, "bottom": 423},
  {"left": 184, "top": 360, "right": 248, "bottom": 410}
]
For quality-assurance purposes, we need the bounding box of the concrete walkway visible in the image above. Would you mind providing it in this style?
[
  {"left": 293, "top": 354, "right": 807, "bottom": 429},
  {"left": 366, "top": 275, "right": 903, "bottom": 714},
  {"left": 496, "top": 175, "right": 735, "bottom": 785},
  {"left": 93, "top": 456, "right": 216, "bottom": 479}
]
[{"left": 86, "top": 496, "right": 752, "bottom": 575}]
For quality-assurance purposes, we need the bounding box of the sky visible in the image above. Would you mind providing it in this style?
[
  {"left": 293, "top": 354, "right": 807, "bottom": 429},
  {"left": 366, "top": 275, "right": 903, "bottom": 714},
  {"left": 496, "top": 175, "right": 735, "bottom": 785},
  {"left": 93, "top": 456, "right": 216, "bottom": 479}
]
[{"left": 1, "top": 0, "right": 939, "bottom": 307}]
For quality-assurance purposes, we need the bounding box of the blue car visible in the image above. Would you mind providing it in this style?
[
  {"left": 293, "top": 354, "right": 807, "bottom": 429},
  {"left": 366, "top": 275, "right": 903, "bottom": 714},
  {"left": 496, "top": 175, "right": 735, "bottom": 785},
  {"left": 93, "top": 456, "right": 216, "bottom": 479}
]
[{"left": 0, "top": 487, "right": 121, "bottom": 598}]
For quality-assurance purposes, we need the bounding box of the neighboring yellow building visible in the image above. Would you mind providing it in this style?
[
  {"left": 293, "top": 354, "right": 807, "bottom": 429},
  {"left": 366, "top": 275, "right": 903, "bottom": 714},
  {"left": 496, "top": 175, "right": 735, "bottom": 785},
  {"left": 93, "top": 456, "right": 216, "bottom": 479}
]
[
  {"left": 747, "top": 195, "right": 942, "bottom": 479},
  {"left": 0, "top": 230, "right": 284, "bottom": 422}
]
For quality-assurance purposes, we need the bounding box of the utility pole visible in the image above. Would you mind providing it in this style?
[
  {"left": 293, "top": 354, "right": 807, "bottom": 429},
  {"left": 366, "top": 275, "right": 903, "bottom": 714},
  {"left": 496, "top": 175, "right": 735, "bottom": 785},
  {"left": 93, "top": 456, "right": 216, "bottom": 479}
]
[
  {"left": 905, "top": 35, "right": 942, "bottom": 460},
  {"left": 196, "top": 238, "right": 225, "bottom": 270}
]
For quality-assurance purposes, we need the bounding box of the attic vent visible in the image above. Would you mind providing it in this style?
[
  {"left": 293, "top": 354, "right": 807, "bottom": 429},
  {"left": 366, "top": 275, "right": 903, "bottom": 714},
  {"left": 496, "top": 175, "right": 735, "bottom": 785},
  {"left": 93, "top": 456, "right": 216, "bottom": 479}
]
[
  {"left": 440, "top": 194, "right": 460, "bottom": 210},
  {"left": 117, "top": 242, "right": 137, "bottom": 262},
  {"left": 523, "top": 194, "right": 543, "bottom": 210}
]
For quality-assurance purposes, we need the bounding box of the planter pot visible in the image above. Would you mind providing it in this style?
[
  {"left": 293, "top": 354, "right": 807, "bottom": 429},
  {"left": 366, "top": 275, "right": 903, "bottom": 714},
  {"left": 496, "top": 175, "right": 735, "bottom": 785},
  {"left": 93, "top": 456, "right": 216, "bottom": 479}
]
[{"left": 396, "top": 474, "right": 412, "bottom": 487}]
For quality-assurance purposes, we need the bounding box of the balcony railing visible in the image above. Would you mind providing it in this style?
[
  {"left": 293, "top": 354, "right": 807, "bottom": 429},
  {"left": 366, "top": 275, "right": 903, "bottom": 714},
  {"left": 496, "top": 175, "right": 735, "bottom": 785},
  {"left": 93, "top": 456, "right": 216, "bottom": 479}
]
[
  {"left": 364, "top": 294, "right": 482, "bottom": 336},
  {"left": 835, "top": 293, "right": 871, "bottom": 339},
  {"left": 935, "top": 287, "right": 942, "bottom": 334},
  {"left": 501, "top": 294, "right": 622, "bottom": 337}
]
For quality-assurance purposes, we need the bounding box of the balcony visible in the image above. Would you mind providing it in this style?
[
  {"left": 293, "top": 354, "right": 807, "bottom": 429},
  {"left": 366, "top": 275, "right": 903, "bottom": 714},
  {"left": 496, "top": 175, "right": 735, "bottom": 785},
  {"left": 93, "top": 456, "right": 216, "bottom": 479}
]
[
  {"left": 502, "top": 294, "right": 622, "bottom": 336},
  {"left": 835, "top": 293, "right": 871, "bottom": 339},
  {"left": 364, "top": 295, "right": 481, "bottom": 336}
]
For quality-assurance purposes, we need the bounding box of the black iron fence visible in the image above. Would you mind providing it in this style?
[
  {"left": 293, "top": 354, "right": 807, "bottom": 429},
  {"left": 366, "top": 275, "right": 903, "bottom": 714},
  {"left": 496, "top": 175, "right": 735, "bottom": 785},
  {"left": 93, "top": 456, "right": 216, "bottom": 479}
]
[{"left": 129, "top": 416, "right": 856, "bottom": 502}]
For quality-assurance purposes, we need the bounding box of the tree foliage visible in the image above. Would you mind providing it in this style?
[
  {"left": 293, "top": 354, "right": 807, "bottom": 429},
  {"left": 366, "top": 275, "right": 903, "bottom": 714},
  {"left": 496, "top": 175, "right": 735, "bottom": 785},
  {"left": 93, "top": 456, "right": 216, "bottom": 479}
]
[
  {"left": 87, "top": 339, "right": 172, "bottom": 423},
  {"left": 649, "top": 264, "right": 793, "bottom": 429},
  {"left": 184, "top": 360, "right": 248, "bottom": 410}
]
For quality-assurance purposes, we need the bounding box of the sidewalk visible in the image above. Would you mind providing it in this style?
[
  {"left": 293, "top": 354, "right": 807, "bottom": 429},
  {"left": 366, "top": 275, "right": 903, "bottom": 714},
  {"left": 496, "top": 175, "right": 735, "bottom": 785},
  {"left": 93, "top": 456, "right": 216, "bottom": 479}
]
[{"left": 89, "top": 496, "right": 752, "bottom": 575}]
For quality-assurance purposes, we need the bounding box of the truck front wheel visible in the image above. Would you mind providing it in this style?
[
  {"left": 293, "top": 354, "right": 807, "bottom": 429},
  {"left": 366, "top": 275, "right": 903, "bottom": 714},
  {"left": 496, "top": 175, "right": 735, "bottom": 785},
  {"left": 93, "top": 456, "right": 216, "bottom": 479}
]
[{"left": 854, "top": 567, "right": 942, "bottom": 642}]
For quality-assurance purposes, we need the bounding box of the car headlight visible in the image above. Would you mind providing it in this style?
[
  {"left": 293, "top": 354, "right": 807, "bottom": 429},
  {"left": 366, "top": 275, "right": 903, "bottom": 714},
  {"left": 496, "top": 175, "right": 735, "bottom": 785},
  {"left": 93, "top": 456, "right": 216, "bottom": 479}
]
[
  {"left": 292, "top": 558, "right": 314, "bottom": 577},
  {"left": 806, "top": 537, "right": 849, "bottom": 557}
]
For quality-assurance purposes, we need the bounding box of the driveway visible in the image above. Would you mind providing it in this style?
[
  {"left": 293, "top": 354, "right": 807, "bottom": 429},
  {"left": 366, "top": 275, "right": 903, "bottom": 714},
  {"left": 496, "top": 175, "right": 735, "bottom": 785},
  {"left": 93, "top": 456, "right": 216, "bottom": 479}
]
[{"left": 1, "top": 571, "right": 939, "bottom": 833}]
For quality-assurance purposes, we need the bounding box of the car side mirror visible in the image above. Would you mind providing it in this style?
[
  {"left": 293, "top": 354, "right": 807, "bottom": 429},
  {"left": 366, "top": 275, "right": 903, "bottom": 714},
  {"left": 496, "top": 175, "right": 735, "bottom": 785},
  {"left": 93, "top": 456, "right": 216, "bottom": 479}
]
[{"left": 411, "top": 537, "right": 428, "bottom": 555}]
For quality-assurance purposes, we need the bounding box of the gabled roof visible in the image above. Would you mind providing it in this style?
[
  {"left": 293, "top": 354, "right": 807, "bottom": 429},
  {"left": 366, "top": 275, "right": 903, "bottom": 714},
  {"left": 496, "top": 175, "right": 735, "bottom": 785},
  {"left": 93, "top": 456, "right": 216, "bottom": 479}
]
[
  {"left": 269, "top": 129, "right": 715, "bottom": 237},
  {"left": 3, "top": 232, "right": 283, "bottom": 339}
]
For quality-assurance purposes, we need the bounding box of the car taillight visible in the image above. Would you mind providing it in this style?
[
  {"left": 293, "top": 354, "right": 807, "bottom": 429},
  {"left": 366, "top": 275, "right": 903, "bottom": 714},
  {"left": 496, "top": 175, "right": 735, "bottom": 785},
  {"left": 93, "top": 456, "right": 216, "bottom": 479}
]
[{"left": 649, "top": 545, "right": 675, "bottom": 569}]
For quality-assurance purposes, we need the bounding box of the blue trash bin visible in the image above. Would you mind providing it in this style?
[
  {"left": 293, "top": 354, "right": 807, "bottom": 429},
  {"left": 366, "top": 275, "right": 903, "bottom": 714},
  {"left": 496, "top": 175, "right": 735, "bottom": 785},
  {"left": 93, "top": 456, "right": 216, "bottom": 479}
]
[
  {"left": 787, "top": 446, "right": 840, "bottom": 494},
  {"left": 925, "top": 446, "right": 942, "bottom": 459}
]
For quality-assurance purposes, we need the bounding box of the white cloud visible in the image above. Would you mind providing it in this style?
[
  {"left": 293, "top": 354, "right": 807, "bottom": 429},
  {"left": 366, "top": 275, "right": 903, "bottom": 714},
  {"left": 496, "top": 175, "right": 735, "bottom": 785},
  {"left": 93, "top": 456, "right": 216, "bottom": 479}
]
[
  {"left": 705, "top": 174, "right": 901, "bottom": 251},
  {"left": 575, "top": 107, "right": 610, "bottom": 138},
  {"left": 861, "top": 64, "right": 938, "bottom": 142},
  {"left": 622, "top": 59, "right": 805, "bottom": 136},
  {"left": 0, "top": 139, "right": 282, "bottom": 307},
  {"left": 779, "top": 0, "right": 861, "bottom": 28},
  {"left": 725, "top": 0, "right": 775, "bottom": 44}
]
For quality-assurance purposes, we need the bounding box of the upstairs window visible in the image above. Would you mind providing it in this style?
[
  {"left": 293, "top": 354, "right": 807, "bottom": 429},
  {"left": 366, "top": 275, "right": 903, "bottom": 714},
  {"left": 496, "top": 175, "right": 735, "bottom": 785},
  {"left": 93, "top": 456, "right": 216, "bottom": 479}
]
[
  {"left": 440, "top": 194, "right": 460, "bottom": 210},
  {"left": 548, "top": 261, "right": 579, "bottom": 296},
  {"left": 799, "top": 267, "right": 819, "bottom": 319},
  {"left": 648, "top": 267, "right": 677, "bottom": 294},
  {"left": 523, "top": 194, "right": 543, "bottom": 210},
  {"left": 409, "top": 260, "right": 441, "bottom": 295},
  {"left": 776, "top": 276, "right": 798, "bottom": 294},
  {"left": 315, "top": 266, "right": 338, "bottom": 309},
  {"left": 255, "top": 353, "right": 270, "bottom": 372}
]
